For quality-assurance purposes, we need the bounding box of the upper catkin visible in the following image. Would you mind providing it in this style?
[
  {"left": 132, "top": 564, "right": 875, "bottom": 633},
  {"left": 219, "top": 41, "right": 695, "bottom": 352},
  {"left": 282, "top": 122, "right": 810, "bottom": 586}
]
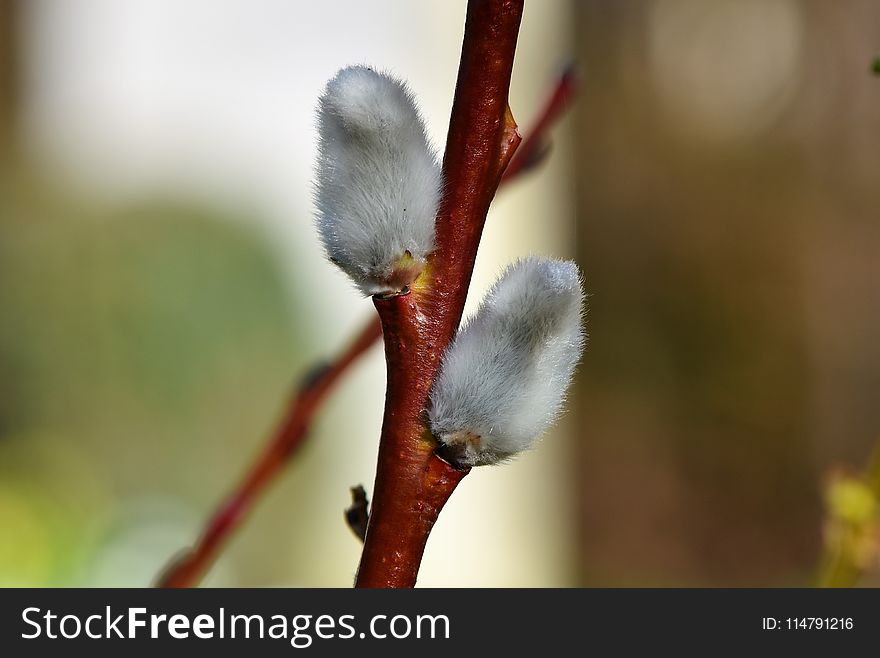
[
  {"left": 315, "top": 65, "right": 441, "bottom": 296},
  {"left": 428, "top": 257, "right": 586, "bottom": 468}
]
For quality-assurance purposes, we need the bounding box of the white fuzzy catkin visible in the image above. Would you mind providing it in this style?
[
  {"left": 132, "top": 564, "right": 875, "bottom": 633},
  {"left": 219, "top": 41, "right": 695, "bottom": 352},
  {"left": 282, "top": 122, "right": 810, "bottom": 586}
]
[
  {"left": 428, "top": 258, "right": 586, "bottom": 468},
  {"left": 314, "top": 66, "right": 441, "bottom": 296}
]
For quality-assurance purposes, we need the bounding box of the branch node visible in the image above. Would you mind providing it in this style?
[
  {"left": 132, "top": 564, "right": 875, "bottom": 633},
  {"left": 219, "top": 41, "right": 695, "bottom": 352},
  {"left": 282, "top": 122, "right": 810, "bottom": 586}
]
[{"left": 345, "top": 485, "right": 370, "bottom": 543}]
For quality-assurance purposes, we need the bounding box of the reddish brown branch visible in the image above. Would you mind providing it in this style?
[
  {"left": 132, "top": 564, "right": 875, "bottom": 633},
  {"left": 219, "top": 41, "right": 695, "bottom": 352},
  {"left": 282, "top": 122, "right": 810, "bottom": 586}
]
[
  {"left": 355, "top": 293, "right": 471, "bottom": 586},
  {"left": 157, "top": 0, "right": 573, "bottom": 589},
  {"left": 156, "top": 317, "right": 381, "bottom": 587},
  {"left": 355, "top": 0, "right": 524, "bottom": 588}
]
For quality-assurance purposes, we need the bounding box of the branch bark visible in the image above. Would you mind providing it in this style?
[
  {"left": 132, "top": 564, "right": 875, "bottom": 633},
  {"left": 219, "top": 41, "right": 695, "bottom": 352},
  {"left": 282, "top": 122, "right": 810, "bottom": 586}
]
[
  {"left": 158, "top": 0, "right": 581, "bottom": 589},
  {"left": 354, "top": 0, "right": 525, "bottom": 588}
]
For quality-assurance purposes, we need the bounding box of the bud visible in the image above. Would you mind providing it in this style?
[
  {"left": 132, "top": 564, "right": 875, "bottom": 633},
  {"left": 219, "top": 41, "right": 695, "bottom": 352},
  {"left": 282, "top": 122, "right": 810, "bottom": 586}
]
[
  {"left": 315, "top": 66, "right": 441, "bottom": 296},
  {"left": 429, "top": 258, "right": 586, "bottom": 467}
]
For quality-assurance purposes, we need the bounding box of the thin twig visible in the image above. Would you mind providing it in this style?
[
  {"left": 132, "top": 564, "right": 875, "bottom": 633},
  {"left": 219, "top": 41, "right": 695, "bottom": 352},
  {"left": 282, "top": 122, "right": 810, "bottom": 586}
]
[
  {"left": 156, "top": 9, "right": 573, "bottom": 587},
  {"left": 355, "top": 0, "right": 525, "bottom": 588},
  {"left": 501, "top": 64, "right": 576, "bottom": 183},
  {"left": 156, "top": 318, "right": 381, "bottom": 587}
]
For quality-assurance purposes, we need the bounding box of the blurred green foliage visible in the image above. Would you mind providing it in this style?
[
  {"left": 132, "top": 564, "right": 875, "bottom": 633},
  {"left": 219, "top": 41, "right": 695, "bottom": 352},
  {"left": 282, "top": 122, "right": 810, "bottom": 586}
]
[
  {"left": 817, "top": 463, "right": 880, "bottom": 587},
  {"left": 0, "top": 165, "right": 304, "bottom": 585}
]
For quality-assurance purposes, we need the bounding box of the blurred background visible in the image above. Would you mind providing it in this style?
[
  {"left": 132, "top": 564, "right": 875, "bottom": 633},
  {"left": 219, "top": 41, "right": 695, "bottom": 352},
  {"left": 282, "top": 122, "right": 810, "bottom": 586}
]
[{"left": 0, "top": 0, "right": 878, "bottom": 587}]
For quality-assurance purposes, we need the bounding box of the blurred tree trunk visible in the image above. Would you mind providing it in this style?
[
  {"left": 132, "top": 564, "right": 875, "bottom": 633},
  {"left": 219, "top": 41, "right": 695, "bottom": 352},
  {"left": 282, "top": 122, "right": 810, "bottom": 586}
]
[
  {"left": 0, "top": 0, "right": 19, "bottom": 150},
  {"left": 570, "top": 0, "right": 820, "bottom": 586}
]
